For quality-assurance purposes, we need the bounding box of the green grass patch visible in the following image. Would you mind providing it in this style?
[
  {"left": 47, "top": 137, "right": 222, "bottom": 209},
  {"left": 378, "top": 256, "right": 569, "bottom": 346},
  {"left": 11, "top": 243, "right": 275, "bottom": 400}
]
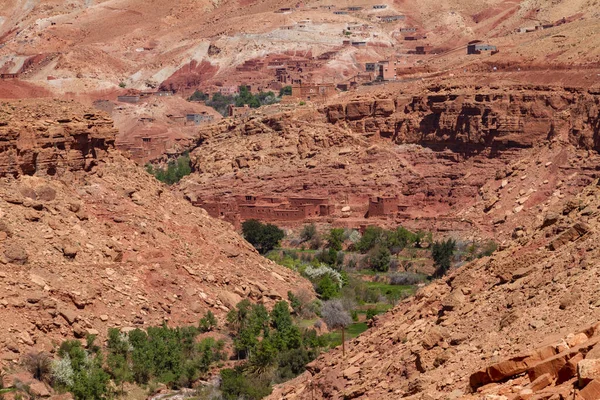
[
  {"left": 297, "top": 318, "right": 318, "bottom": 329},
  {"left": 320, "top": 322, "right": 369, "bottom": 347},
  {"left": 346, "top": 322, "right": 368, "bottom": 336},
  {"left": 356, "top": 303, "right": 393, "bottom": 314},
  {"left": 365, "top": 281, "right": 416, "bottom": 298}
]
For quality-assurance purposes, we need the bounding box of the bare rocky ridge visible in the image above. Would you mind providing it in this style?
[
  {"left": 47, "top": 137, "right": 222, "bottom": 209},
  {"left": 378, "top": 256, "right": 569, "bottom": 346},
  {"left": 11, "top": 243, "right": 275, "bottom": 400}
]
[{"left": 0, "top": 99, "right": 312, "bottom": 367}]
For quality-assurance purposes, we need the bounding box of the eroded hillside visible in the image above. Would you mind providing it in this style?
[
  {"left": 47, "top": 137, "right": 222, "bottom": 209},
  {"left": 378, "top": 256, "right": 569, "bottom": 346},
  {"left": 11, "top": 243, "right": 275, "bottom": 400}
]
[{"left": 0, "top": 99, "right": 312, "bottom": 367}]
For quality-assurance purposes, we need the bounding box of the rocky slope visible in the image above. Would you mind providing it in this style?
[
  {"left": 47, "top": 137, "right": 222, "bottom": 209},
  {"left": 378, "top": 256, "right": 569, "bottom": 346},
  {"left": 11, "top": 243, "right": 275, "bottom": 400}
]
[
  {"left": 268, "top": 160, "right": 600, "bottom": 399},
  {"left": 180, "top": 84, "right": 600, "bottom": 243},
  {"left": 0, "top": 99, "right": 312, "bottom": 367}
]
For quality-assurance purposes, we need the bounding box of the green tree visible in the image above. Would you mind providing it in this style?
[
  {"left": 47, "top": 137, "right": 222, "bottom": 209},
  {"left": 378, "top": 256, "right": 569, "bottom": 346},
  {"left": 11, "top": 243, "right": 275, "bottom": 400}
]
[
  {"left": 300, "top": 224, "right": 317, "bottom": 242},
  {"left": 355, "top": 226, "right": 385, "bottom": 253},
  {"left": 147, "top": 154, "right": 192, "bottom": 185},
  {"left": 54, "top": 340, "right": 110, "bottom": 400},
  {"left": 316, "top": 275, "right": 339, "bottom": 300},
  {"left": 279, "top": 86, "right": 292, "bottom": 96},
  {"left": 188, "top": 90, "right": 208, "bottom": 101},
  {"left": 242, "top": 219, "right": 285, "bottom": 254},
  {"left": 199, "top": 310, "right": 217, "bottom": 332},
  {"left": 327, "top": 228, "right": 345, "bottom": 252},
  {"left": 432, "top": 238, "right": 456, "bottom": 277},
  {"left": 220, "top": 367, "right": 272, "bottom": 400},
  {"left": 366, "top": 245, "right": 391, "bottom": 272}
]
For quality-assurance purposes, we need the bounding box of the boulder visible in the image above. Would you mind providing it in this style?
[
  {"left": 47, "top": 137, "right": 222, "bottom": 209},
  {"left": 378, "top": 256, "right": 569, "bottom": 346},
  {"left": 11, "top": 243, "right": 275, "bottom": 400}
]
[
  {"left": 346, "top": 101, "right": 373, "bottom": 120},
  {"left": 4, "top": 243, "right": 28, "bottom": 264},
  {"left": 62, "top": 244, "right": 78, "bottom": 259},
  {"left": 35, "top": 185, "right": 57, "bottom": 202},
  {"left": 218, "top": 291, "right": 242, "bottom": 310},
  {"left": 541, "top": 213, "right": 559, "bottom": 228},
  {"left": 528, "top": 372, "right": 553, "bottom": 392},
  {"left": 487, "top": 356, "right": 531, "bottom": 383},
  {"left": 578, "top": 359, "right": 600, "bottom": 387},
  {"left": 373, "top": 99, "right": 395, "bottom": 117},
  {"left": 29, "top": 381, "right": 51, "bottom": 397},
  {"left": 421, "top": 330, "right": 443, "bottom": 350},
  {"left": 441, "top": 291, "right": 465, "bottom": 312},
  {"left": 580, "top": 379, "right": 600, "bottom": 400},
  {"left": 59, "top": 307, "right": 78, "bottom": 325},
  {"left": 558, "top": 352, "right": 583, "bottom": 384}
]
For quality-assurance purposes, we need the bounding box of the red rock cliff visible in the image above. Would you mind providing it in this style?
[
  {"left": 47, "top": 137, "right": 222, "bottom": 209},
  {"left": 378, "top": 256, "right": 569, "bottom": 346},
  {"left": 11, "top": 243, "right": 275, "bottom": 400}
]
[{"left": 0, "top": 99, "right": 116, "bottom": 177}]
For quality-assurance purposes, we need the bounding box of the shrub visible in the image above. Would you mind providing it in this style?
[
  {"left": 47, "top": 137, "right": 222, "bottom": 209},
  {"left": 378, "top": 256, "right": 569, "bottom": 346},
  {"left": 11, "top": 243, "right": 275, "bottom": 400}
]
[
  {"left": 478, "top": 240, "right": 498, "bottom": 258},
  {"left": 365, "top": 245, "right": 391, "bottom": 272},
  {"left": 279, "top": 86, "right": 292, "bottom": 97},
  {"left": 146, "top": 154, "right": 192, "bottom": 185},
  {"left": 242, "top": 220, "right": 285, "bottom": 254},
  {"left": 327, "top": 228, "right": 345, "bottom": 252},
  {"left": 309, "top": 235, "right": 322, "bottom": 250},
  {"left": 23, "top": 352, "right": 51, "bottom": 382},
  {"left": 303, "top": 264, "right": 343, "bottom": 288},
  {"left": 365, "top": 308, "right": 377, "bottom": 320},
  {"left": 206, "top": 92, "right": 235, "bottom": 116},
  {"left": 220, "top": 367, "right": 272, "bottom": 400},
  {"left": 355, "top": 226, "right": 385, "bottom": 253},
  {"left": 432, "top": 238, "right": 457, "bottom": 277},
  {"left": 288, "top": 291, "right": 305, "bottom": 315},
  {"left": 188, "top": 90, "right": 208, "bottom": 101},
  {"left": 199, "top": 310, "right": 218, "bottom": 332},
  {"left": 300, "top": 223, "right": 317, "bottom": 242},
  {"left": 316, "top": 275, "right": 339, "bottom": 300},
  {"left": 52, "top": 340, "right": 110, "bottom": 400}
]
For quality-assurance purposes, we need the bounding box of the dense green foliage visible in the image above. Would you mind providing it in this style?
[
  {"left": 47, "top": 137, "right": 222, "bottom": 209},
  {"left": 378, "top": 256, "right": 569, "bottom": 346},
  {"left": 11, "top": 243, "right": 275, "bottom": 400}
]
[
  {"left": 221, "top": 300, "right": 327, "bottom": 399},
  {"left": 145, "top": 154, "right": 192, "bottom": 185},
  {"left": 105, "top": 324, "right": 225, "bottom": 390},
  {"left": 220, "top": 367, "right": 272, "bottom": 400},
  {"left": 364, "top": 245, "right": 391, "bottom": 272},
  {"left": 51, "top": 338, "right": 110, "bottom": 400},
  {"left": 279, "top": 86, "right": 292, "bottom": 97},
  {"left": 326, "top": 228, "right": 345, "bottom": 252},
  {"left": 316, "top": 274, "right": 340, "bottom": 300},
  {"left": 199, "top": 310, "right": 218, "bottom": 332},
  {"left": 242, "top": 219, "right": 285, "bottom": 254},
  {"left": 188, "top": 90, "right": 209, "bottom": 101},
  {"left": 355, "top": 226, "right": 424, "bottom": 254},
  {"left": 432, "top": 238, "right": 457, "bottom": 277},
  {"left": 204, "top": 86, "right": 281, "bottom": 116},
  {"left": 205, "top": 92, "right": 235, "bottom": 116}
]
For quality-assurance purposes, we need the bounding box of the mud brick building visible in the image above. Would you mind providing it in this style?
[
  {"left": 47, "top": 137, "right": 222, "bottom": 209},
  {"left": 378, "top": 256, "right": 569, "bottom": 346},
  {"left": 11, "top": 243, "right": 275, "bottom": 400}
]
[
  {"left": 368, "top": 195, "right": 399, "bottom": 217},
  {"left": 291, "top": 83, "right": 336, "bottom": 101}
]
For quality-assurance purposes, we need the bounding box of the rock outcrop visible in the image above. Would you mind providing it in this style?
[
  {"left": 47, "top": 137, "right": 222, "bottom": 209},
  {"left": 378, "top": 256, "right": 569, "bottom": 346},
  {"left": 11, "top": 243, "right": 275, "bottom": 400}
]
[
  {"left": 0, "top": 99, "right": 116, "bottom": 177},
  {"left": 325, "top": 85, "right": 600, "bottom": 153}
]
